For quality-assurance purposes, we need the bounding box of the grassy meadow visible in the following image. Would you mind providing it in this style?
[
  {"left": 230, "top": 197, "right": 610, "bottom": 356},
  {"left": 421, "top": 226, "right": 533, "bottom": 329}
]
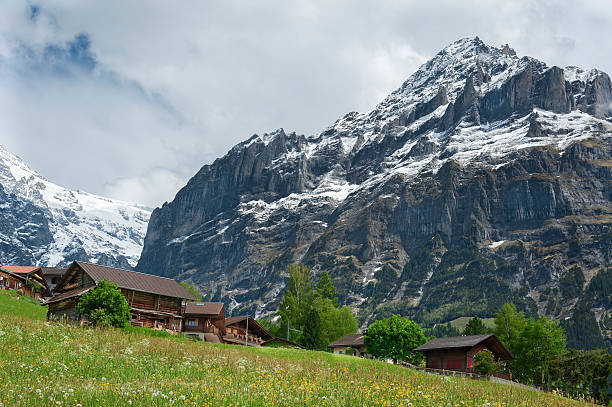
[{"left": 0, "top": 291, "right": 594, "bottom": 406}]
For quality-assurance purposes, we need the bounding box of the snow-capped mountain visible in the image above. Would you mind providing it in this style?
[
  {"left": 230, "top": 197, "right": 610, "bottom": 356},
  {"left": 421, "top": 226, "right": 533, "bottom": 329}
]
[
  {"left": 137, "top": 37, "right": 611, "bottom": 348},
  {"left": 0, "top": 144, "right": 150, "bottom": 268}
]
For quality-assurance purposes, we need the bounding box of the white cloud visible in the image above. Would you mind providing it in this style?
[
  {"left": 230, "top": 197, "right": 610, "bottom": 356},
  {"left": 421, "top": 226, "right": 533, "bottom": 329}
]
[
  {"left": 0, "top": 0, "right": 611, "bottom": 207},
  {"left": 103, "top": 167, "right": 186, "bottom": 209}
]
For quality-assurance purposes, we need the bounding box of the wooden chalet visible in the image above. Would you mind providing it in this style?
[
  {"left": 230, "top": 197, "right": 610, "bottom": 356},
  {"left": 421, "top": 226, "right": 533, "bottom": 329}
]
[
  {"left": 182, "top": 302, "right": 226, "bottom": 342},
  {"left": 46, "top": 261, "right": 194, "bottom": 331},
  {"left": 223, "top": 316, "right": 274, "bottom": 346},
  {"left": 0, "top": 266, "right": 51, "bottom": 298},
  {"left": 328, "top": 333, "right": 366, "bottom": 357},
  {"left": 41, "top": 267, "right": 67, "bottom": 293},
  {"left": 414, "top": 334, "right": 512, "bottom": 372}
]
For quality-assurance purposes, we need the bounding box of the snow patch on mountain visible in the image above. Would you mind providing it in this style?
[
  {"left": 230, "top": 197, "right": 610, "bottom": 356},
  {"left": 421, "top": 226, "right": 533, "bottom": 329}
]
[{"left": 0, "top": 144, "right": 150, "bottom": 267}]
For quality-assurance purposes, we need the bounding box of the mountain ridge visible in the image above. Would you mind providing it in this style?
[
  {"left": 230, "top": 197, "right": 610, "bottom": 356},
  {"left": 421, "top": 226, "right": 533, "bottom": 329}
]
[
  {"left": 0, "top": 144, "right": 150, "bottom": 268},
  {"left": 137, "top": 37, "right": 611, "bottom": 348}
]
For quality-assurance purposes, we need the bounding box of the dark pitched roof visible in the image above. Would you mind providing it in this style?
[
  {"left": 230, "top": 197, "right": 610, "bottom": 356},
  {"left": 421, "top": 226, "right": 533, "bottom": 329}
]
[
  {"left": 73, "top": 261, "right": 194, "bottom": 300},
  {"left": 414, "top": 334, "right": 495, "bottom": 351},
  {"left": 414, "top": 334, "right": 513, "bottom": 360},
  {"left": 41, "top": 267, "right": 67, "bottom": 276},
  {"left": 328, "top": 333, "right": 364, "bottom": 348},
  {"left": 44, "top": 287, "right": 91, "bottom": 304},
  {"left": 184, "top": 302, "right": 224, "bottom": 316}
]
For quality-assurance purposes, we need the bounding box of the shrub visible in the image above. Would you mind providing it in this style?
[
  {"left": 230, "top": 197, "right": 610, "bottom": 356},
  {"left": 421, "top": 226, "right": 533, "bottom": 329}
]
[
  {"left": 89, "top": 308, "right": 112, "bottom": 328},
  {"left": 27, "top": 280, "right": 42, "bottom": 293},
  {"left": 474, "top": 349, "right": 499, "bottom": 377},
  {"left": 77, "top": 280, "right": 131, "bottom": 328}
]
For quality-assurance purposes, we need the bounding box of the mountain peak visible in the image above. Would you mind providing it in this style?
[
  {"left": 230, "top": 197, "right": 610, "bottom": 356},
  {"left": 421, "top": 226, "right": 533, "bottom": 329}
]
[
  {"left": 138, "top": 37, "right": 611, "bottom": 337},
  {"left": 394, "top": 37, "right": 520, "bottom": 98},
  {"left": 438, "top": 36, "right": 488, "bottom": 55}
]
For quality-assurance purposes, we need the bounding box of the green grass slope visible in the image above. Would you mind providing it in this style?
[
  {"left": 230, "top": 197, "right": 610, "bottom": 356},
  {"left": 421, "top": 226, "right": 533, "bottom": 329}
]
[
  {"left": 448, "top": 317, "right": 495, "bottom": 332},
  {"left": 0, "top": 291, "right": 593, "bottom": 406},
  {"left": 0, "top": 290, "right": 47, "bottom": 320}
]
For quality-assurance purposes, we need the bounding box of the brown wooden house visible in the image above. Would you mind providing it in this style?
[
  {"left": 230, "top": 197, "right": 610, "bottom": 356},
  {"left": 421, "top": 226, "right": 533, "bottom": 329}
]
[
  {"left": 0, "top": 266, "right": 51, "bottom": 298},
  {"left": 182, "top": 302, "right": 226, "bottom": 342},
  {"left": 223, "top": 316, "right": 274, "bottom": 346},
  {"left": 414, "top": 334, "right": 512, "bottom": 372},
  {"left": 46, "top": 261, "right": 194, "bottom": 331}
]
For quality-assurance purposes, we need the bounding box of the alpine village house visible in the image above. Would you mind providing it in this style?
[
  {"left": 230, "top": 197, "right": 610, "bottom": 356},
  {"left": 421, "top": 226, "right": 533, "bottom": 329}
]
[
  {"left": 43, "top": 261, "right": 298, "bottom": 348},
  {"left": 182, "top": 301, "right": 226, "bottom": 342},
  {"left": 414, "top": 334, "right": 513, "bottom": 373},
  {"left": 47, "top": 261, "right": 195, "bottom": 331},
  {"left": 0, "top": 265, "right": 51, "bottom": 299}
]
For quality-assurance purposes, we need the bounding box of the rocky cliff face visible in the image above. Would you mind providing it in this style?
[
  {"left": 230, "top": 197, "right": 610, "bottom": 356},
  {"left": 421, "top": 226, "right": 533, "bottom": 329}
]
[
  {"left": 137, "top": 37, "right": 612, "bottom": 347},
  {"left": 0, "top": 145, "right": 150, "bottom": 268}
]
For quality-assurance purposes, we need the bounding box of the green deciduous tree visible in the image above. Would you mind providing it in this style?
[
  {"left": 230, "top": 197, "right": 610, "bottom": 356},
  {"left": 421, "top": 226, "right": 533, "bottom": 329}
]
[
  {"left": 278, "top": 264, "right": 314, "bottom": 343},
  {"left": 512, "top": 316, "right": 567, "bottom": 386},
  {"left": 473, "top": 349, "right": 499, "bottom": 377},
  {"left": 463, "top": 316, "right": 488, "bottom": 336},
  {"left": 494, "top": 303, "right": 526, "bottom": 355},
  {"left": 364, "top": 315, "right": 427, "bottom": 364},
  {"left": 312, "top": 296, "right": 358, "bottom": 350},
  {"left": 77, "top": 280, "right": 131, "bottom": 328}
]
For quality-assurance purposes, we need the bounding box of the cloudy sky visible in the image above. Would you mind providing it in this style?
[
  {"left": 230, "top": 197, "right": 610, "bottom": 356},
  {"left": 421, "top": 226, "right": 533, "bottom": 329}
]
[{"left": 1, "top": 1, "right": 610, "bottom": 207}]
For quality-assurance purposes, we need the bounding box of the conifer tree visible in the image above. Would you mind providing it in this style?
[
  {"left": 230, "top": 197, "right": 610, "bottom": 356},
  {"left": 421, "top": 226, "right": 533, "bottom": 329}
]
[
  {"left": 463, "top": 316, "right": 488, "bottom": 336},
  {"left": 315, "top": 271, "right": 338, "bottom": 305}
]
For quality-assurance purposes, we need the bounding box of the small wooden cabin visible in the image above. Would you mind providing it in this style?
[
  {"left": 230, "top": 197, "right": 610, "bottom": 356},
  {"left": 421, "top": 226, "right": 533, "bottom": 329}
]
[
  {"left": 46, "top": 261, "right": 194, "bottom": 331},
  {"left": 0, "top": 266, "right": 51, "bottom": 298},
  {"left": 328, "top": 333, "right": 366, "bottom": 357},
  {"left": 223, "top": 316, "right": 274, "bottom": 346},
  {"left": 182, "top": 302, "right": 226, "bottom": 342},
  {"left": 414, "top": 334, "right": 512, "bottom": 372}
]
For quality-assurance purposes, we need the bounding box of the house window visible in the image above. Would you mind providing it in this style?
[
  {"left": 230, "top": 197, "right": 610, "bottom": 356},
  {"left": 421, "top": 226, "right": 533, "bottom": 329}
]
[
  {"left": 467, "top": 359, "right": 474, "bottom": 369},
  {"left": 187, "top": 319, "right": 197, "bottom": 326}
]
